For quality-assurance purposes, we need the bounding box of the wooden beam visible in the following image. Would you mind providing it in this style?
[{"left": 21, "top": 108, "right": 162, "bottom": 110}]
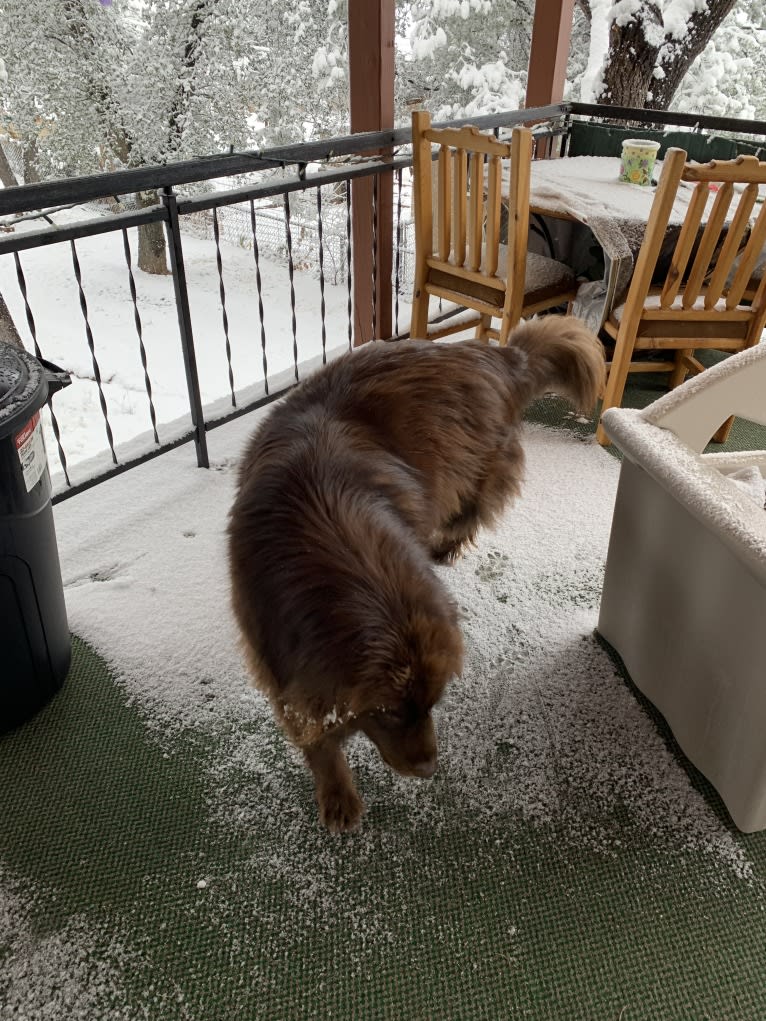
[
  {"left": 525, "top": 0, "right": 576, "bottom": 108},
  {"left": 348, "top": 0, "right": 395, "bottom": 344}
]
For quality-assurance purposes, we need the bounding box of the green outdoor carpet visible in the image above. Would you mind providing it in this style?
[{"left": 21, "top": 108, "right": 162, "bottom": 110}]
[
  {"left": 527, "top": 350, "right": 766, "bottom": 456},
  {"left": 4, "top": 636, "right": 766, "bottom": 1020},
  {"left": 2, "top": 376, "right": 766, "bottom": 1021},
  {"left": 4, "top": 637, "right": 766, "bottom": 1019}
]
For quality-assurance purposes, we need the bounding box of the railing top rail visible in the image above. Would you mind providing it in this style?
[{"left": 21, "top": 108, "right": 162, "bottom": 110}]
[
  {"left": 0, "top": 155, "right": 415, "bottom": 256},
  {"left": 177, "top": 153, "right": 414, "bottom": 216},
  {"left": 0, "top": 152, "right": 281, "bottom": 218},
  {"left": 568, "top": 101, "right": 766, "bottom": 137}
]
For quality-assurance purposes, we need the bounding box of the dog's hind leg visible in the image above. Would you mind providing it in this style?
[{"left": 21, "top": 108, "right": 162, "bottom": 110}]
[{"left": 304, "top": 734, "right": 365, "bottom": 833}]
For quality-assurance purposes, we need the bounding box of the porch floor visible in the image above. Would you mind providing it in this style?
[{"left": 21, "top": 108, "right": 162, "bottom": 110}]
[{"left": 2, "top": 374, "right": 766, "bottom": 1020}]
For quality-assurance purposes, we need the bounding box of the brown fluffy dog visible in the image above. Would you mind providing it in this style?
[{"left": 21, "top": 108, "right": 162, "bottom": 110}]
[{"left": 228, "top": 316, "right": 604, "bottom": 832}]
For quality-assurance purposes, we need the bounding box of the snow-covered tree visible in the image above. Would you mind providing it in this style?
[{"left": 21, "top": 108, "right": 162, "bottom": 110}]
[
  {"left": 119, "top": 0, "right": 265, "bottom": 271},
  {"left": 3, "top": 0, "right": 766, "bottom": 230},
  {"left": 670, "top": 0, "right": 766, "bottom": 119},
  {"left": 402, "top": 0, "right": 766, "bottom": 121},
  {"left": 251, "top": 0, "right": 350, "bottom": 144},
  {"left": 578, "top": 0, "right": 764, "bottom": 112},
  {"left": 400, "top": 0, "right": 531, "bottom": 120},
  {"left": 116, "top": 0, "right": 261, "bottom": 167},
  {"left": 0, "top": 1, "right": 117, "bottom": 181},
  {"left": 0, "top": 0, "right": 288, "bottom": 270}
]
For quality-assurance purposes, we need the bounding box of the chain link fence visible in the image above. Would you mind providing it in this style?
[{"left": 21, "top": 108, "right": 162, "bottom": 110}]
[{"left": 181, "top": 197, "right": 417, "bottom": 294}]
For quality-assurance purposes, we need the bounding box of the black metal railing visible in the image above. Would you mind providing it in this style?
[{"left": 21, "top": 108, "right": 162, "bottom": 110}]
[{"left": 1, "top": 101, "right": 765, "bottom": 503}]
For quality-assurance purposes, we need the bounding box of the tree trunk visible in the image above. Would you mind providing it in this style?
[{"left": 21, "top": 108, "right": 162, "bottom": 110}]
[
  {"left": 166, "top": 0, "right": 216, "bottom": 154},
  {"left": 596, "top": 0, "right": 737, "bottom": 111},
  {"left": 598, "top": 0, "right": 663, "bottom": 109},
  {"left": 650, "top": 0, "right": 738, "bottom": 109},
  {"left": 0, "top": 143, "right": 19, "bottom": 188},
  {"left": 22, "top": 137, "right": 40, "bottom": 184},
  {"left": 0, "top": 292, "right": 25, "bottom": 349},
  {"left": 137, "top": 192, "right": 169, "bottom": 275},
  {"left": 134, "top": 1, "right": 213, "bottom": 277}
]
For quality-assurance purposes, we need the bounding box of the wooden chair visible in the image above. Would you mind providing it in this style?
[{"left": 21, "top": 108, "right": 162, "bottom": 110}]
[
  {"left": 597, "top": 148, "right": 766, "bottom": 446},
  {"left": 409, "top": 110, "right": 578, "bottom": 346}
]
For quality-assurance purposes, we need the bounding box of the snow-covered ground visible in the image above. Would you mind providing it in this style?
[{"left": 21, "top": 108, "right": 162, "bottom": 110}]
[{"left": 0, "top": 208, "right": 362, "bottom": 481}]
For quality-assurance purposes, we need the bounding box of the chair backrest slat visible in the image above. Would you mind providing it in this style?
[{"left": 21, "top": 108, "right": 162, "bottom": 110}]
[
  {"left": 467, "top": 152, "right": 485, "bottom": 272},
  {"left": 704, "top": 183, "right": 758, "bottom": 308},
  {"left": 682, "top": 181, "right": 733, "bottom": 308},
  {"left": 484, "top": 154, "right": 502, "bottom": 276},
  {"left": 659, "top": 182, "right": 707, "bottom": 308},
  {"left": 727, "top": 199, "right": 766, "bottom": 308},
  {"left": 437, "top": 146, "right": 452, "bottom": 262},
  {"left": 453, "top": 147, "right": 467, "bottom": 267},
  {"left": 502, "top": 127, "right": 533, "bottom": 332},
  {"left": 411, "top": 109, "right": 435, "bottom": 268}
]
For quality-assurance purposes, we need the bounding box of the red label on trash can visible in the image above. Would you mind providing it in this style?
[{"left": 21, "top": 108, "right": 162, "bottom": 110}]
[{"left": 14, "top": 412, "right": 47, "bottom": 492}]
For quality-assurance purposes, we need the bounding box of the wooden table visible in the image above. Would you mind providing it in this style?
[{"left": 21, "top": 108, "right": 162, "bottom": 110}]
[{"left": 528, "top": 155, "right": 711, "bottom": 330}]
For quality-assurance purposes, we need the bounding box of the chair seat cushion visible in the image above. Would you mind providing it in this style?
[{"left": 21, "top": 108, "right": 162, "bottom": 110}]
[
  {"left": 525, "top": 251, "right": 578, "bottom": 304},
  {"left": 497, "top": 245, "right": 577, "bottom": 305}
]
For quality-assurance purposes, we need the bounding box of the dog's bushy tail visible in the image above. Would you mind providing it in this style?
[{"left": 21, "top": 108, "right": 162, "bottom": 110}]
[{"left": 498, "top": 316, "right": 605, "bottom": 414}]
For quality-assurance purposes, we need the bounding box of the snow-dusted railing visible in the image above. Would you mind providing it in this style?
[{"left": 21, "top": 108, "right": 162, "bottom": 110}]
[
  {"left": 566, "top": 102, "right": 766, "bottom": 139},
  {"left": 1, "top": 101, "right": 765, "bottom": 502},
  {"left": 0, "top": 105, "right": 564, "bottom": 501}
]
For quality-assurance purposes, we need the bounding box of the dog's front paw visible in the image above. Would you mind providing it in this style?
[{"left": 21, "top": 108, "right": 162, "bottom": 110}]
[
  {"left": 431, "top": 538, "right": 467, "bottom": 564},
  {"left": 318, "top": 784, "right": 366, "bottom": 833}
]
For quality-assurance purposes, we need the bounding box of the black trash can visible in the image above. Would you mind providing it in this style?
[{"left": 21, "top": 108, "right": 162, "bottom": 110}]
[{"left": 0, "top": 341, "right": 72, "bottom": 732}]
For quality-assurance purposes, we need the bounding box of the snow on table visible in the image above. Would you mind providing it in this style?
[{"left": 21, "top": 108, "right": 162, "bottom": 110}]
[
  {"left": 529, "top": 155, "right": 695, "bottom": 234},
  {"left": 528, "top": 155, "right": 718, "bottom": 331}
]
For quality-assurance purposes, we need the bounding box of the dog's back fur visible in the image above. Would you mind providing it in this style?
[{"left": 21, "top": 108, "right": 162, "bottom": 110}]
[{"left": 228, "top": 316, "right": 604, "bottom": 829}]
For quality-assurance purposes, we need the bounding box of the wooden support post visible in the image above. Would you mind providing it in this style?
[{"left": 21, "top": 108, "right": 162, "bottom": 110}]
[
  {"left": 525, "top": 0, "right": 576, "bottom": 109},
  {"left": 348, "top": 0, "right": 395, "bottom": 344}
]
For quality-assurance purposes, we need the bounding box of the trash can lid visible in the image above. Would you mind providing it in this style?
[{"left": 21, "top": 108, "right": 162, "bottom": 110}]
[{"left": 0, "top": 341, "right": 49, "bottom": 440}]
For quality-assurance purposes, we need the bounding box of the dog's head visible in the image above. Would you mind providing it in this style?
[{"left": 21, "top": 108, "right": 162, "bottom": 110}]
[
  {"left": 357, "top": 688, "right": 440, "bottom": 778},
  {"left": 349, "top": 613, "right": 464, "bottom": 780}
]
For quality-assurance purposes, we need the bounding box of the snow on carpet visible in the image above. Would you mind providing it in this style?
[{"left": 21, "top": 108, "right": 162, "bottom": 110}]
[
  {"left": 53, "top": 406, "right": 753, "bottom": 910},
  {"left": 0, "top": 866, "right": 191, "bottom": 1021}
]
